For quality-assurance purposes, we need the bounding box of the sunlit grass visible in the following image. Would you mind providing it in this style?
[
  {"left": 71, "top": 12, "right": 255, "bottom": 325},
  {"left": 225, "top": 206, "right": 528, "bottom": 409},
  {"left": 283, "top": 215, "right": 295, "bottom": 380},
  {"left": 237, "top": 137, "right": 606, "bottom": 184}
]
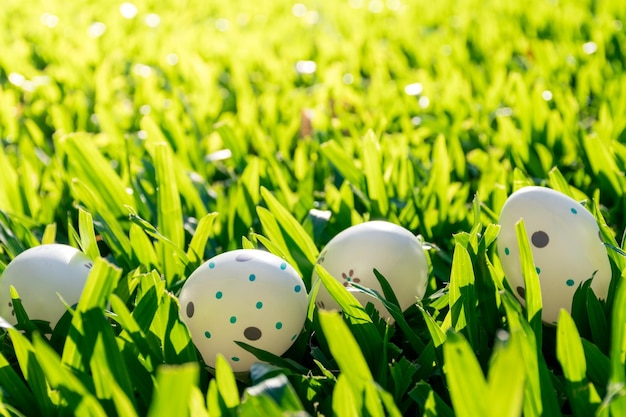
[{"left": 1, "top": 0, "right": 626, "bottom": 415}]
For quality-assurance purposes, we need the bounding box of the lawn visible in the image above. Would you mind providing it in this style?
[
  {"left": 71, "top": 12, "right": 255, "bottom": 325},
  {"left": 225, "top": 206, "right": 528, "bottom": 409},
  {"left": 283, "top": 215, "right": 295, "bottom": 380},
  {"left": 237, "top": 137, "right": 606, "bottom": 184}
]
[{"left": 1, "top": 0, "right": 626, "bottom": 415}]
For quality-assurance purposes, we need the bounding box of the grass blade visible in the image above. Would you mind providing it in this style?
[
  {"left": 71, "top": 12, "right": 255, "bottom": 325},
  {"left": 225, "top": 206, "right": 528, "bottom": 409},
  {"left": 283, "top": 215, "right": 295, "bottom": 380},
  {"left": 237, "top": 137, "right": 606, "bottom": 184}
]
[
  {"left": 582, "top": 339, "right": 610, "bottom": 397},
  {"left": 61, "top": 134, "right": 135, "bottom": 219},
  {"left": 186, "top": 212, "right": 219, "bottom": 266},
  {"left": 216, "top": 123, "right": 246, "bottom": 169},
  {"left": 315, "top": 264, "right": 382, "bottom": 364},
  {"left": 502, "top": 291, "right": 561, "bottom": 416},
  {"left": 515, "top": 219, "right": 543, "bottom": 346},
  {"left": 256, "top": 208, "right": 300, "bottom": 274},
  {"left": 318, "top": 310, "right": 385, "bottom": 417},
  {"left": 443, "top": 331, "right": 488, "bottom": 417},
  {"left": 362, "top": 130, "right": 389, "bottom": 216},
  {"left": 153, "top": 142, "right": 185, "bottom": 286},
  {"left": 0, "top": 351, "right": 37, "bottom": 415},
  {"left": 319, "top": 140, "right": 365, "bottom": 188},
  {"left": 70, "top": 179, "right": 132, "bottom": 266},
  {"left": 586, "top": 287, "right": 609, "bottom": 353},
  {"left": 111, "top": 382, "right": 140, "bottom": 417},
  {"left": 78, "top": 207, "right": 100, "bottom": 259},
  {"left": 372, "top": 268, "right": 400, "bottom": 309},
  {"left": 147, "top": 363, "right": 200, "bottom": 417},
  {"left": 557, "top": 309, "right": 601, "bottom": 416},
  {"left": 189, "top": 387, "right": 210, "bottom": 417},
  {"left": 448, "top": 243, "right": 478, "bottom": 348},
  {"left": 351, "top": 282, "right": 425, "bottom": 354},
  {"left": 41, "top": 223, "right": 56, "bottom": 245},
  {"left": 332, "top": 374, "right": 360, "bottom": 417},
  {"left": 409, "top": 381, "right": 454, "bottom": 417},
  {"left": 129, "top": 223, "right": 159, "bottom": 268},
  {"left": 260, "top": 187, "right": 319, "bottom": 265},
  {"left": 89, "top": 312, "right": 137, "bottom": 410},
  {"left": 243, "top": 374, "right": 304, "bottom": 412},
  {"left": 31, "top": 333, "right": 108, "bottom": 417},
  {"left": 487, "top": 330, "right": 526, "bottom": 417},
  {"left": 418, "top": 304, "right": 447, "bottom": 348},
  {"left": 6, "top": 329, "right": 53, "bottom": 417},
  {"left": 605, "top": 270, "right": 626, "bottom": 411},
  {"left": 62, "top": 258, "right": 122, "bottom": 370},
  {"left": 109, "top": 294, "right": 162, "bottom": 367},
  {"left": 215, "top": 354, "right": 240, "bottom": 411},
  {"left": 235, "top": 341, "right": 308, "bottom": 374},
  {"left": 318, "top": 310, "right": 373, "bottom": 383}
]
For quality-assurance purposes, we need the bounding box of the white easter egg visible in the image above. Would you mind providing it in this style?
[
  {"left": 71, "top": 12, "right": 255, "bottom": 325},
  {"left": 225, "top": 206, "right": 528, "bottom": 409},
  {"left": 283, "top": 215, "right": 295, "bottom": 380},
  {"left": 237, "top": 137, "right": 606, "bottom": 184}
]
[
  {"left": 312, "top": 221, "right": 429, "bottom": 321},
  {"left": 0, "top": 244, "right": 93, "bottom": 328},
  {"left": 497, "top": 186, "right": 611, "bottom": 324},
  {"left": 178, "top": 249, "right": 308, "bottom": 372}
]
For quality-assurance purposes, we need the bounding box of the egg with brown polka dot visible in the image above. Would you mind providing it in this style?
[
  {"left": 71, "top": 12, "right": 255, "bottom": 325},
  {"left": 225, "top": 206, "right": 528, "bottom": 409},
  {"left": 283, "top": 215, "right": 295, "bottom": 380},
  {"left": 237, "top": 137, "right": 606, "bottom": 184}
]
[
  {"left": 497, "top": 186, "right": 611, "bottom": 324},
  {"left": 0, "top": 244, "right": 93, "bottom": 330},
  {"left": 178, "top": 249, "right": 308, "bottom": 372}
]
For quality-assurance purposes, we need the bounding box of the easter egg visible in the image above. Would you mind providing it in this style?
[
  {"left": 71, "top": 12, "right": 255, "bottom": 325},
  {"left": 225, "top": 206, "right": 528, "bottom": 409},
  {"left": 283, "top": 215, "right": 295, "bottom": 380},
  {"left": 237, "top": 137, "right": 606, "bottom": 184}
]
[
  {"left": 312, "top": 221, "right": 429, "bottom": 321},
  {"left": 0, "top": 244, "right": 93, "bottom": 328},
  {"left": 497, "top": 186, "right": 611, "bottom": 324},
  {"left": 178, "top": 249, "right": 308, "bottom": 372}
]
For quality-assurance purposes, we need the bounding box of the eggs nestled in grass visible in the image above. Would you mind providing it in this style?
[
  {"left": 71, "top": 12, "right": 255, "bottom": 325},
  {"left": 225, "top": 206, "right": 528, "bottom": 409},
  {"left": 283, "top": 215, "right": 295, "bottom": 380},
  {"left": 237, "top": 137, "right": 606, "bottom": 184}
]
[
  {"left": 0, "top": 244, "right": 93, "bottom": 329},
  {"left": 497, "top": 186, "right": 611, "bottom": 324},
  {"left": 312, "top": 221, "right": 429, "bottom": 322},
  {"left": 178, "top": 249, "right": 308, "bottom": 372}
]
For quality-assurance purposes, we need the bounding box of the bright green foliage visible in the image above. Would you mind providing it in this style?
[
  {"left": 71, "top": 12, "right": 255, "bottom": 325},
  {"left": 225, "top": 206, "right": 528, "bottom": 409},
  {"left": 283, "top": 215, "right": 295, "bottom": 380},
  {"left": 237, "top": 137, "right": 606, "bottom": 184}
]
[
  {"left": 515, "top": 220, "right": 543, "bottom": 344},
  {"left": 1, "top": 0, "right": 626, "bottom": 415},
  {"left": 443, "top": 328, "right": 526, "bottom": 417},
  {"left": 557, "top": 309, "right": 601, "bottom": 416}
]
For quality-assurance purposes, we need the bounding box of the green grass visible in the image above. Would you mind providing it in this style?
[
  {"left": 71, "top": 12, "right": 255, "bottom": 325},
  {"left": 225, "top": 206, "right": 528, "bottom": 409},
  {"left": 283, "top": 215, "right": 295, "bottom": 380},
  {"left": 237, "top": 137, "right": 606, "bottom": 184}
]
[{"left": 1, "top": 0, "right": 626, "bottom": 415}]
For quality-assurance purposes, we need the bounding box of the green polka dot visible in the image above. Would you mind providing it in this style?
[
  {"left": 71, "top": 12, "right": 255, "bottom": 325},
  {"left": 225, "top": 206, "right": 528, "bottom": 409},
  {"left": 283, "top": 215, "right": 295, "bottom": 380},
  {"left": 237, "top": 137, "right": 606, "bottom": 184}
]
[
  {"left": 291, "top": 334, "right": 297, "bottom": 341},
  {"left": 275, "top": 322, "right": 283, "bottom": 329},
  {"left": 209, "top": 262, "right": 215, "bottom": 269},
  {"left": 256, "top": 301, "right": 263, "bottom": 309},
  {"left": 536, "top": 267, "right": 541, "bottom": 274},
  {"left": 566, "top": 279, "right": 575, "bottom": 287},
  {"left": 232, "top": 357, "right": 240, "bottom": 362},
  {"left": 504, "top": 247, "right": 510, "bottom": 256},
  {"left": 204, "top": 331, "right": 211, "bottom": 339},
  {"left": 230, "top": 316, "right": 237, "bottom": 324},
  {"left": 280, "top": 262, "right": 287, "bottom": 270},
  {"left": 216, "top": 291, "right": 223, "bottom": 299},
  {"left": 294, "top": 285, "right": 302, "bottom": 293},
  {"left": 249, "top": 274, "right": 256, "bottom": 281},
  {"left": 571, "top": 208, "right": 577, "bottom": 214}
]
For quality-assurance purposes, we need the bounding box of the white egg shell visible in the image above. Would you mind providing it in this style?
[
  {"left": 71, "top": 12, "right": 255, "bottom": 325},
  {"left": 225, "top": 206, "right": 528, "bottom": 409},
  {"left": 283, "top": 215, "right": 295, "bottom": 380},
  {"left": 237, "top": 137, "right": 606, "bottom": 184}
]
[
  {"left": 497, "top": 186, "right": 611, "bottom": 324},
  {"left": 0, "top": 244, "right": 93, "bottom": 328},
  {"left": 178, "top": 249, "right": 308, "bottom": 372},
  {"left": 312, "top": 221, "right": 429, "bottom": 321}
]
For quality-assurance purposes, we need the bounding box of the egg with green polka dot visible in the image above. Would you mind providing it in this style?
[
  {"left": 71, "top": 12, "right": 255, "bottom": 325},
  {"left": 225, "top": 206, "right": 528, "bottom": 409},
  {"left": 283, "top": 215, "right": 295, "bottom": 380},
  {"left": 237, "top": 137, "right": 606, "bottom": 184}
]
[
  {"left": 497, "top": 186, "right": 611, "bottom": 324},
  {"left": 178, "top": 249, "right": 308, "bottom": 372}
]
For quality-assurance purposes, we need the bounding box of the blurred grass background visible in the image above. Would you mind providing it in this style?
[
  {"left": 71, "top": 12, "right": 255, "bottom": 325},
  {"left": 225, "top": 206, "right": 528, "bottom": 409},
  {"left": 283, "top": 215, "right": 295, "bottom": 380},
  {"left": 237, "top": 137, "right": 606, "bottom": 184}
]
[{"left": 1, "top": 0, "right": 626, "bottom": 415}]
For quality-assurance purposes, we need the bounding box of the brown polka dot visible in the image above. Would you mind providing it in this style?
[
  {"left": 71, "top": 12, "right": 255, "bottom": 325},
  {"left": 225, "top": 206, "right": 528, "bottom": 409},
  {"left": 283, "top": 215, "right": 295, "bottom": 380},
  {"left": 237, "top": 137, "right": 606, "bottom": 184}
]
[
  {"left": 531, "top": 231, "right": 549, "bottom": 248},
  {"left": 244, "top": 326, "right": 262, "bottom": 341},
  {"left": 186, "top": 302, "right": 194, "bottom": 318},
  {"left": 516, "top": 286, "right": 526, "bottom": 300}
]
